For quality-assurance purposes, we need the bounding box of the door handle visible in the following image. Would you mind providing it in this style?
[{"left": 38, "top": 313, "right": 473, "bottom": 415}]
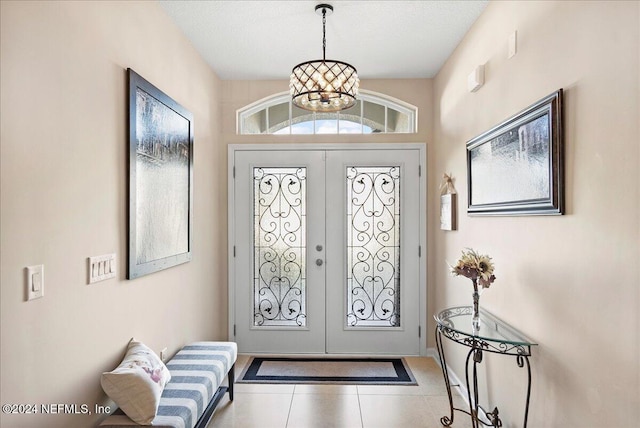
[{"left": 316, "top": 259, "right": 324, "bottom": 266}]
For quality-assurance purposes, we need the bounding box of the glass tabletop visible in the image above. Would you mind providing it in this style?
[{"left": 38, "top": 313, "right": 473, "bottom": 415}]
[{"left": 435, "top": 306, "right": 537, "bottom": 347}]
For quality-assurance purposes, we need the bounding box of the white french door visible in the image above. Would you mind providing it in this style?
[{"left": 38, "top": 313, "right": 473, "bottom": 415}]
[
  {"left": 233, "top": 150, "right": 326, "bottom": 354},
  {"left": 230, "top": 145, "right": 424, "bottom": 355},
  {"left": 325, "top": 150, "right": 420, "bottom": 354}
]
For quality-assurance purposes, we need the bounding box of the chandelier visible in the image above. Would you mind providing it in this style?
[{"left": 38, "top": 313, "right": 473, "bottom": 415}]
[{"left": 290, "top": 4, "right": 359, "bottom": 112}]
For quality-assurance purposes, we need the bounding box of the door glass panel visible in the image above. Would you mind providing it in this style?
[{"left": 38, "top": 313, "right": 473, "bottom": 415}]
[
  {"left": 363, "top": 101, "right": 385, "bottom": 133},
  {"left": 315, "top": 113, "right": 338, "bottom": 134},
  {"left": 291, "top": 105, "right": 314, "bottom": 134},
  {"left": 387, "top": 108, "right": 410, "bottom": 133},
  {"left": 338, "top": 100, "right": 363, "bottom": 134},
  {"left": 243, "top": 110, "right": 267, "bottom": 134},
  {"left": 268, "top": 102, "right": 289, "bottom": 133},
  {"left": 253, "top": 167, "right": 307, "bottom": 327},
  {"left": 346, "top": 166, "right": 401, "bottom": 327}
]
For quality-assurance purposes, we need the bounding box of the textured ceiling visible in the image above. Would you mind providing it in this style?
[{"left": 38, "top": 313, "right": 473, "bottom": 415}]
[{"left": 159, "top": 0, "right": 488, "bottom": 80}]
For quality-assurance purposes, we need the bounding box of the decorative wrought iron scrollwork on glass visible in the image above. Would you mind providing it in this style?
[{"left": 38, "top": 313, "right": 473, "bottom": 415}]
[
  {"left": 253, "top": 167, "right": 307, "bottom": 327},
  {"left": 346, "top": 166, "right": 401, "bottom": 327}
]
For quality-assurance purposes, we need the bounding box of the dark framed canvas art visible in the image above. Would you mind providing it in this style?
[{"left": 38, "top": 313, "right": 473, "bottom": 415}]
[
  {"left": 467, "top": 89, "right": 563, "bottom": 215},
  {"left": 127, "top": 69, "right": 194, "bottom": 279}
]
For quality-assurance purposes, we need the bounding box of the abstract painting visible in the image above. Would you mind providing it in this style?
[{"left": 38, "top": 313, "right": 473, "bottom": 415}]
[
  {"left": 467, "top": 89, "right": 563, "bottom": 215},
  {"left": 128, "top": 69, "right": 193, "bottom": 278}
]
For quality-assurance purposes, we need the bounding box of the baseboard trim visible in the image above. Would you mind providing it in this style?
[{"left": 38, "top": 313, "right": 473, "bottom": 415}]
[{"left": 426, "top": 347, "right": 489, "bottom": 422}]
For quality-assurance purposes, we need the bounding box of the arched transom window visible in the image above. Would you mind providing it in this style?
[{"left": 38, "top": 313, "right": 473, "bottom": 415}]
[{"left": 237, "top": 90, "right": 417, "bottom": 135}]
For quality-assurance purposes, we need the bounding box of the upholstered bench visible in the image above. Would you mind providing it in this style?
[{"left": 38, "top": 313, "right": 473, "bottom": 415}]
[{"left": 100, "top": 341, "right": 236, "bottom": 428}]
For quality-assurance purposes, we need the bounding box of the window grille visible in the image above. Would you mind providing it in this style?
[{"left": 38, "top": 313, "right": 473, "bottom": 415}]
[{"left": 237, "top": 90, "right": 417, "bottom": 135}]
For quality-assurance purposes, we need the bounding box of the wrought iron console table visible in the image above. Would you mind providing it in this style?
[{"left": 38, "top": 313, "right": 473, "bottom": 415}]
[{"left": 434, "top": 306, "right": 537, "bottom": 428}]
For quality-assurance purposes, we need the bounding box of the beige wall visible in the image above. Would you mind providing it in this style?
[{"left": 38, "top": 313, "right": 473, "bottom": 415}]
[
  {"left": 433, "top": 1, "right": 639, "bottom": 427},
  {"left": 0, "top": 1, "right": 225, "bottom": 427}
]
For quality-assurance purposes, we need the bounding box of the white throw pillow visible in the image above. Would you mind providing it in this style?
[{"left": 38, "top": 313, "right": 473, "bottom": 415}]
[{"left": 101, "top": 339, "right": 171, "bottom": 425}]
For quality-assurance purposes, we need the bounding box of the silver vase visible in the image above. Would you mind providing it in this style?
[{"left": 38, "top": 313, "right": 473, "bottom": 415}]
[{"left": 472, "top": 278, "right": 480, "bottom": 330}]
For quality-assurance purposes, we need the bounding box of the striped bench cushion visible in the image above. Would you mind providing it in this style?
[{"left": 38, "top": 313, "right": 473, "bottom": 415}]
[{"left": 100, "top": 341, "right": 237, "bottom": 428}]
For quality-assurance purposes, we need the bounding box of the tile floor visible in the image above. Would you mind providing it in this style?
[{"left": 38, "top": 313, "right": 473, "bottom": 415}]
[{"left": 208, "top": 355, "right": 473, "bottom": 428}]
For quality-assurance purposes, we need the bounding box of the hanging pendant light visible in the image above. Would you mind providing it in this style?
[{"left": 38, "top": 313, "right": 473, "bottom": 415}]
[{"left": 290, "top": 3, "right": 359, "bottom": 112}]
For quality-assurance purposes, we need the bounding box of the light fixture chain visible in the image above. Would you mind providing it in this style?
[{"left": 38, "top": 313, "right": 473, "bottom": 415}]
[{"left": 322, "top": 7, "right": 326, "bottom": 61}]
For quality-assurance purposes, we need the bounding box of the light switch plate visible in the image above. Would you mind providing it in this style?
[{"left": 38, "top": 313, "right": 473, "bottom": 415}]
[
  {"left": 89, "top": 253, "right": 116, "bottom": 284},
  {"left": 26, "top": 264, "right": 44, "bottom": 301}
]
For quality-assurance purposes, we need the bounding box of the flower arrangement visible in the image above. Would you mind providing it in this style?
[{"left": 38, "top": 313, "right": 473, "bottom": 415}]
[{"left": 450, "top": 248, "right": 496, "bottom": 288}]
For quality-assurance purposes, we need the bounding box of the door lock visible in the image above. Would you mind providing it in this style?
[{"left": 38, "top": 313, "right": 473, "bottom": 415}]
[{"left": 316, "top": 244, "right": 323, "bottom": 251}]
